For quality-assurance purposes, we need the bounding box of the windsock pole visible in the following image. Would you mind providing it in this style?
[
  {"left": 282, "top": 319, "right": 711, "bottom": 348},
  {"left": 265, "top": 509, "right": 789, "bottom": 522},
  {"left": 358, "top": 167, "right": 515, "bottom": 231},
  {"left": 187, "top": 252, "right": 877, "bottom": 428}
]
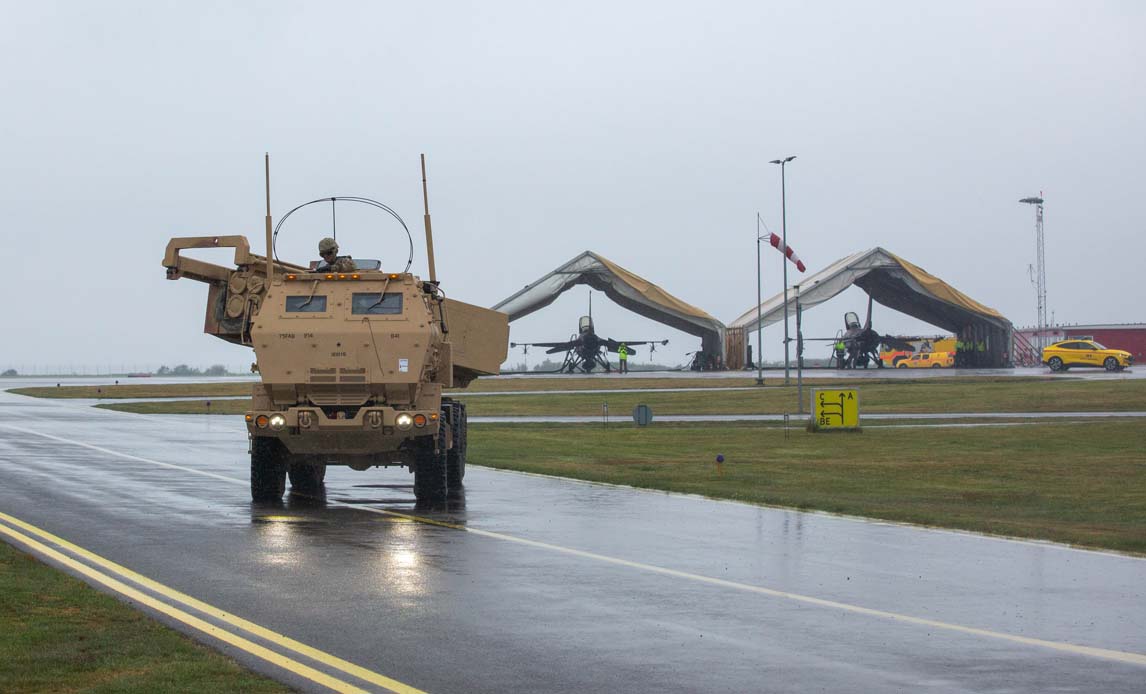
[
  {"left": 421, "top": 153, "right": 437, "bottom": 282},
  {"left": 264, "top": 153, "right": 274, "bottom": 280}
]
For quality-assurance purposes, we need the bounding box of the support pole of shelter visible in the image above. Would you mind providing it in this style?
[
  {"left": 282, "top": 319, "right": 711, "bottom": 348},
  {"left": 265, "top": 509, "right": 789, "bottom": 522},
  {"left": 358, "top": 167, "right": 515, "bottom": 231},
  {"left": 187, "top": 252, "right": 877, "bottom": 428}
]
[
  {"left": 264, "top": 153, "right": 273, "bottom": 281},
  {"left": 421, "top": 153, "right": 438, "bottom": 283},
  {"left": 755, "top": 213, "right": 764, "bottom": 386},
  {"left": 795, "top": 284, "right": 804, "bottom": 414}
]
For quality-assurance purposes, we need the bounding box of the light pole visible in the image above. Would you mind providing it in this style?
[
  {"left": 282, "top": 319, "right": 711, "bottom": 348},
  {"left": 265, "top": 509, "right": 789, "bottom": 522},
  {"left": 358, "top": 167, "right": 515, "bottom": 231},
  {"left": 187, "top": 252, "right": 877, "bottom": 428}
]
[
  {"left": 1019, "top": 195, "right": 1046, "bottom": 351},
  {"left": 770, "top": 155, "right": 796, "bottom": 385}
]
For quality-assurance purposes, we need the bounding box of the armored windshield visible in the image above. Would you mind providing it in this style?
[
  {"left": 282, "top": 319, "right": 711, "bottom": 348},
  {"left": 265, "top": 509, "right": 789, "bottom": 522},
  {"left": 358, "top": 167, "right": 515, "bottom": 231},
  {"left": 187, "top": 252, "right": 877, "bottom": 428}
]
[
  {"left": 352, "top": 292, "right": 403, "bottom": 315},
  {"left": 286, "top": 296, "right": 327, "bottom": 312}
]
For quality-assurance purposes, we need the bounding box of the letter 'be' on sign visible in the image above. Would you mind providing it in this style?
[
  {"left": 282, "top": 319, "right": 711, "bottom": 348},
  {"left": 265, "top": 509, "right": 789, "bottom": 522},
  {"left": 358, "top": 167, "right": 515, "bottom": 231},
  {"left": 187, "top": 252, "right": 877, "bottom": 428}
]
[{"left": 811, "top": 389, "right": 860, "bottom": 432}]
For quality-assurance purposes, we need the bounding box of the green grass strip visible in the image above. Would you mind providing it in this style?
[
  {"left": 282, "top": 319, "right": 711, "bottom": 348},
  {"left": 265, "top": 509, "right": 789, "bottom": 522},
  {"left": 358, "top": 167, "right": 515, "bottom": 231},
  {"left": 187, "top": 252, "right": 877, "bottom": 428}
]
[
  {"left": 467, "top": 421, "right": 1146, "bottom": 554},
  {"left": 0, "top": 541, "right": 292, "bottom": 694},
  {"left": 90, "top": 377, "right": 1146, "bottom": 416}
]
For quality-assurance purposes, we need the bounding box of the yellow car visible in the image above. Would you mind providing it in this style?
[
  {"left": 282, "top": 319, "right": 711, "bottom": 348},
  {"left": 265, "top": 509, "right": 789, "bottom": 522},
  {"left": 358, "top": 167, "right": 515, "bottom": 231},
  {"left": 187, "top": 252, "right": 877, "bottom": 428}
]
[
  {"left": 1041, "top": 340, "right": 1133, "bottom": 372},
  {"left": 896, "top": 351, "right": 954, "bottom": 368}
]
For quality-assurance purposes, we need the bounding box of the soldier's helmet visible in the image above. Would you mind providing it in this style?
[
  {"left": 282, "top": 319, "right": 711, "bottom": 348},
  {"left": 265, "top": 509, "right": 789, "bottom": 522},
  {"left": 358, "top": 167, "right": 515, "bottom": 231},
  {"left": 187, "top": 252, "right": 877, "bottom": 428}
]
[{"left": 318, "top": 237, "right": 339, "bottom": 254}]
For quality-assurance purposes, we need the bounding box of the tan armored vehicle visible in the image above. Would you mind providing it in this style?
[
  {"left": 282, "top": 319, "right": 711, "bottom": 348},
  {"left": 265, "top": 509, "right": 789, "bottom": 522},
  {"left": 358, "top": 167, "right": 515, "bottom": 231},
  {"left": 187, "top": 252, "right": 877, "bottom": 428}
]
[{"left": 163, "top": 157, "right": 508, "bottom": 502}]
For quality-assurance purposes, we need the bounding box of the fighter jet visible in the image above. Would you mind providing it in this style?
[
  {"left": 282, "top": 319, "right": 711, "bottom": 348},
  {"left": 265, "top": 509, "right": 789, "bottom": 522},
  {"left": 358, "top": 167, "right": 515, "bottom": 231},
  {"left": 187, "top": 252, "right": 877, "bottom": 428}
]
[
  {"left": 837, "top": 295, "right": 916, "bottom": 369},
  {"left": 511, "top": 315, "right": 668, "bottom": 373}
]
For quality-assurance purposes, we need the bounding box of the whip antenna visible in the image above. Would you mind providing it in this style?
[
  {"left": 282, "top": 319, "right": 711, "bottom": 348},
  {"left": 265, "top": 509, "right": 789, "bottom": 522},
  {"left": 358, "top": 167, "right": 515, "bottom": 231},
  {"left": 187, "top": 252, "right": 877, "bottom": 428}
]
[
  {"left": 264, "top": 153, "right": 274, "bottom": 280},
  {"left": 421, "top": 153, "right": 437, "bottom": 282}
]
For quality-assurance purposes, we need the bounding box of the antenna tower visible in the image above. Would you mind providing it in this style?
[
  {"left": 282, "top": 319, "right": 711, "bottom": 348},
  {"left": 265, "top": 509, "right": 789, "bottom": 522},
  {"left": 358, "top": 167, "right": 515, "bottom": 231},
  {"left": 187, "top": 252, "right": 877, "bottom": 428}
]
[{"left": 1019, "top": 194, "right": 1046, "bottom": 350}]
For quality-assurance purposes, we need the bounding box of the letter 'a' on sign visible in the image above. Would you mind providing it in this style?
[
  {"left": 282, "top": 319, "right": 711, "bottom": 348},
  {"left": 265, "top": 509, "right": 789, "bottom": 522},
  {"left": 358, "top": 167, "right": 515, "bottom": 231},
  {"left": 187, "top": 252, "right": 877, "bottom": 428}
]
[{"left": 810, "top": 388, "right": 861, "bottom": 432}]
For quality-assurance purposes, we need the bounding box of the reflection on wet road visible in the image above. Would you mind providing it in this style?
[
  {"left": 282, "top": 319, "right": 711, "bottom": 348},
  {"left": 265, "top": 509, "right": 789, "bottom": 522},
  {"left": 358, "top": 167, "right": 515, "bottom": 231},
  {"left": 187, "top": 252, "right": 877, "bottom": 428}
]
[{"left": 0, "top": 389, "right": 1144, "bottom": 693}]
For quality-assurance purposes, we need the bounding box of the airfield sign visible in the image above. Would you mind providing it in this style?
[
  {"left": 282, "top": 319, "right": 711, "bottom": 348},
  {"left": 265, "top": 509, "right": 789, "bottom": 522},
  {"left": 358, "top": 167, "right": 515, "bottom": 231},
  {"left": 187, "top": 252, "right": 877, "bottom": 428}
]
[{"left": 811, "top": 389, "right": 860, "bottom": 431}]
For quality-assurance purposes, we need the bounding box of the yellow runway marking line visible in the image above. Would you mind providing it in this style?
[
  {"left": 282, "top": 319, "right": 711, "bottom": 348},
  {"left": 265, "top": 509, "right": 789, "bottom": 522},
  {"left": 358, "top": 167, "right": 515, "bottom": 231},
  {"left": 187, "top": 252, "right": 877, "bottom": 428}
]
[
  {"left": 4, "top": 424, "right": 1146, "bottom": 668},
  {"left": 0, "top": 512, "right": 426, "bottom": 694}
]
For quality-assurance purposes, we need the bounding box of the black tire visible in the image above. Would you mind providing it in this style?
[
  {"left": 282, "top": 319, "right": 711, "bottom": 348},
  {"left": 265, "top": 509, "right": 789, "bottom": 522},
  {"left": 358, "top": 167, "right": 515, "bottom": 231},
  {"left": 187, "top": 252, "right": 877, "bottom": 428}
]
[
  {"left": 1048, "top": 356, "right": 1064, "bottom": 372},
  {"left": 1104, "top": 357, "right": 1119, "bottom": 372},
  {"left": 446, "top": 403, "right": 467, "bottom": 489},
  {"left": 251, "top": 437, "right": 286, "bottom": 502},
  {"left": 931, "top": 363, "right": 942, "bottom": 368},
  {"left": 897, "top": 363, "right": 907, "bottom": 369},
  {"left": 288, "top": 463, "right": 326, "bottom": 495},
  {"left": 413, "top": 418, "right": 449, "bottom": 503}
]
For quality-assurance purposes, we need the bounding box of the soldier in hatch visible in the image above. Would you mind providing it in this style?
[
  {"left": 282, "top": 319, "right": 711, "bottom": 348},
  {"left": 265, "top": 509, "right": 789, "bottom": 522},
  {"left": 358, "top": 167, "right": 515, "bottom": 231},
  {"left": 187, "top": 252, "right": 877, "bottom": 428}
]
[{"left": 316, "top": 237, "right": 357, "bottom": 272}]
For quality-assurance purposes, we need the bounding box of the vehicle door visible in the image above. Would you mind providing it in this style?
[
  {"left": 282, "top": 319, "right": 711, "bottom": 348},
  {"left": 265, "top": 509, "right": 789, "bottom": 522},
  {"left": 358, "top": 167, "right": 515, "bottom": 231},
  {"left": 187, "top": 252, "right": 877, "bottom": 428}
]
[
  {"left": 1080, "top": 342, "right": 1103, "bottom": 366},
  {"left": 1064, "top": 342, "right": 1089, "bottom": 367}
]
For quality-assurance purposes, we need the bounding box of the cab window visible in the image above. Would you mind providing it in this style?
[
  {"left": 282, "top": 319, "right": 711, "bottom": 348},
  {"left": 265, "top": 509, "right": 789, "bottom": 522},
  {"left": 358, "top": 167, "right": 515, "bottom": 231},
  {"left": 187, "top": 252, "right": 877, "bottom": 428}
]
[
  {"left": 286, "top": 296, "right": 327, "bottom": 312},
  {"left": 352, "top": 292, "right": 403, "bottom": 315}
]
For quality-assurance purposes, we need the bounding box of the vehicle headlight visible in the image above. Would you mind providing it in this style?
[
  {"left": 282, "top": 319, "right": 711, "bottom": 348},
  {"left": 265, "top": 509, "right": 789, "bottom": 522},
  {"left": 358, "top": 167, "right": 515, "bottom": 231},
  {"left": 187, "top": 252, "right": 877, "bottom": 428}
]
[
  {"left": 269, "top": 414, "right": 286, "bottom": 430},
  {"left": 395, "top": 413, "right": 414, "bottom": 430}
]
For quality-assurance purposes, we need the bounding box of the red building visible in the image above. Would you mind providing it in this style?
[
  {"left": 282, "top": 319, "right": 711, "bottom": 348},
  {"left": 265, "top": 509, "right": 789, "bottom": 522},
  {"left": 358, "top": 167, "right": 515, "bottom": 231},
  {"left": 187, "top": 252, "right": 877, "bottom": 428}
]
[{"left": 1017, "top": 324, "right": 1146, "bottom": 362}]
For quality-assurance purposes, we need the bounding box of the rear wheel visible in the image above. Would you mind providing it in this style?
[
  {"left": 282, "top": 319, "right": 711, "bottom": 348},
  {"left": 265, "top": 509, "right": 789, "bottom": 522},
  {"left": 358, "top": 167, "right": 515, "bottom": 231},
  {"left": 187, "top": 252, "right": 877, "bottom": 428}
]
[
  {"left": 1104, "top": 357, "right": 1119, "bottom": 372},
  {"left": 1048, "top": 356, "right": 1064, "bottom": 372},
  {"left": 251, "top": 437, "right": 286, "bottom": 502},
  {"left": 931, "top": 363, "right": 942, "bottom": 368},
  {"left": 288, "top": 463, "right": 326, "bottom": 495}
]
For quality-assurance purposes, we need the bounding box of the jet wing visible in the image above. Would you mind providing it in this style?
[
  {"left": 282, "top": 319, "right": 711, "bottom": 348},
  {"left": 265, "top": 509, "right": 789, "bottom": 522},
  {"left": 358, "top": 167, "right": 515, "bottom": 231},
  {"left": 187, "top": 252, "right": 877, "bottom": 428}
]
[
  {"left": 602, "top": 338, "right": 669, "bottom": 354},
  {"left": 510, "top": 340, "right": 578, "bottom": 354}
]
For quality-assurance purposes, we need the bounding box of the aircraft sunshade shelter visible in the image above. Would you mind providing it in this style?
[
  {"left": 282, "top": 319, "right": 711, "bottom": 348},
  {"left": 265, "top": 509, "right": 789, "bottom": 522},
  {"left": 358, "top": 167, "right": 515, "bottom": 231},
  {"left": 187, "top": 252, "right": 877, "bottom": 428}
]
[
  {"left": 729, "top": 246, "right": 1014, "bottom": 367},
  {"left": 492, "top": 251, "right": 726, "bottom": 355}
]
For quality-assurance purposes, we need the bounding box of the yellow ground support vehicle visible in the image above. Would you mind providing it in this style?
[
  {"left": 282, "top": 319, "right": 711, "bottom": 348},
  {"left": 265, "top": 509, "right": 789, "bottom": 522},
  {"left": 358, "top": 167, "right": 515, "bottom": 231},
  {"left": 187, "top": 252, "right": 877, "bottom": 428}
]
[
  {"left": 1042, "top": 340, "right": 1133, "bottom": 372},
  {"left": 163, "top": 157, "right": 508, "bottom": 502},
  {"left": 896, "top": 351, "right": 954, "bottom": 368},
  {"left": 881, "top": 336, "right": 955, "bottom": 367}
]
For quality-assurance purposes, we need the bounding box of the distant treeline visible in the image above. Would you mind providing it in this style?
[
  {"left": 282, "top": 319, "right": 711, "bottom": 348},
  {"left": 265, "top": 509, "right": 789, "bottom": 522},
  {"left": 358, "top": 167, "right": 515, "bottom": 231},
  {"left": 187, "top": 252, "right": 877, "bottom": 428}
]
[
  {"left": 0, "top": 364, "right": 238, "bottom": 377},
  {"left": 154, "top": 364, "right": 230, "bottom": 376}
]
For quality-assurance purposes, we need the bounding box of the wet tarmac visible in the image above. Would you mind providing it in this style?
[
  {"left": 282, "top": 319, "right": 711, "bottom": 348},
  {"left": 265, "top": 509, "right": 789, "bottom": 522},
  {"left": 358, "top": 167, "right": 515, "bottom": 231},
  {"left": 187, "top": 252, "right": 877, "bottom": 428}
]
[{"left": 1, "top": 389, "right": 1144, "bottom": 693}]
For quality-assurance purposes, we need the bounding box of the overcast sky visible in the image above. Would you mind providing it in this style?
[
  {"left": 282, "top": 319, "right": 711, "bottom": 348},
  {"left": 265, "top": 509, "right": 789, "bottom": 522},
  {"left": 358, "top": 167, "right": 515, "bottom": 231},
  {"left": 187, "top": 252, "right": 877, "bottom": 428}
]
[{"left": 2, "top": 1, "right": 1142, "bottom": 373}]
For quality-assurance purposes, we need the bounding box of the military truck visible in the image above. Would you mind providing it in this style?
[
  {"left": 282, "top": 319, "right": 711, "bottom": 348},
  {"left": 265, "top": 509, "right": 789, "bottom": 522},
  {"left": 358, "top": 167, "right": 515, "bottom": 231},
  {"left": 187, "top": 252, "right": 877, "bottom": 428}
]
[{"left": 163, "top": 158, "right": 508, "bottom": 502}]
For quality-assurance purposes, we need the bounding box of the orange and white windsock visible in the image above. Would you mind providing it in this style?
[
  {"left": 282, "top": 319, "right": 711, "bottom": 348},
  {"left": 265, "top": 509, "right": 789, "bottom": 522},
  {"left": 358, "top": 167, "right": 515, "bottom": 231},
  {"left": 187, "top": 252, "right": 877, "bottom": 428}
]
[{"left": 769, "top": 233, "right": 806, "bottom": 272}]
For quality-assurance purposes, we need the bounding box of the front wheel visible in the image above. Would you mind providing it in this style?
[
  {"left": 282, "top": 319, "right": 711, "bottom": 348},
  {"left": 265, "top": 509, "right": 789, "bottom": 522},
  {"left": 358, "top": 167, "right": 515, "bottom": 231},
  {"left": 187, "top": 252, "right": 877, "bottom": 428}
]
[
  {"left": 251, "top": 437, "right": 287, "bottom": 502},
  {"left": 413, "top": 420, "right": 450, "bottom": 503},
  {"left": 897, "top": 363, "right": 907, "bottom": 369},
  {"left": 1104, "top": 357, "right": 1120, "bottom": 372},
  {"left": 445, "top": 403, "right": 467, "bottom": 489},
  {"left": 1048, "top": 356, "right": 1064, "bottom": 372}
]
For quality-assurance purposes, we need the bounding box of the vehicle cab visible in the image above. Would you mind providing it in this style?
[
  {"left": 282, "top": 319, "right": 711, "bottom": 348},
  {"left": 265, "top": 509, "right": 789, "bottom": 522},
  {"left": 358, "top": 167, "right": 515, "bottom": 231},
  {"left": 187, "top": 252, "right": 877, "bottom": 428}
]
[{"left": 245, "top": 265, "right": 451, "bottom": 460}]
